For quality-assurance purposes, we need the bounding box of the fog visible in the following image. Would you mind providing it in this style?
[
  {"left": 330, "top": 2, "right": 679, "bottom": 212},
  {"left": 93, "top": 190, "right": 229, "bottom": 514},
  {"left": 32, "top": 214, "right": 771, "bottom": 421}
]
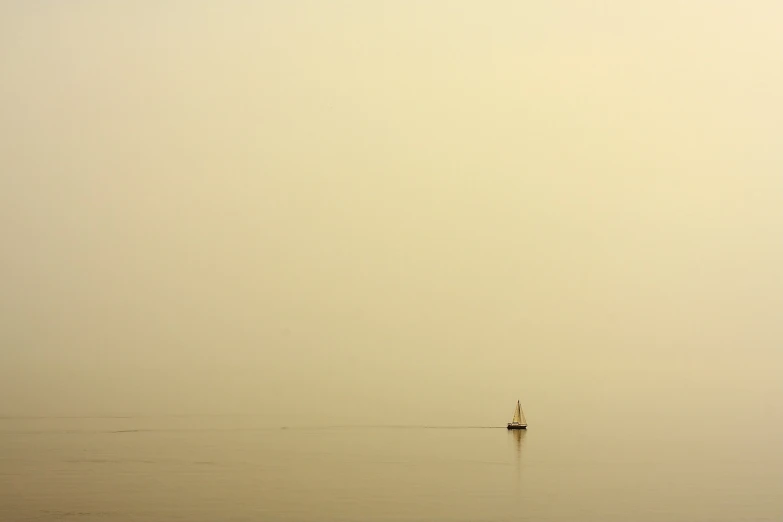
[{"left": 1, "top": 1, "right": 781, "bottom": 429}]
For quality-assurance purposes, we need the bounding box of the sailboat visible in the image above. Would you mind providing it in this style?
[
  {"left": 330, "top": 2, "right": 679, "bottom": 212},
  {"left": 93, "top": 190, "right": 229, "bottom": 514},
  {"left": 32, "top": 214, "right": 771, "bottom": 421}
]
[{"left": 507, "top": 400, "right": 527, "bottom": 430}]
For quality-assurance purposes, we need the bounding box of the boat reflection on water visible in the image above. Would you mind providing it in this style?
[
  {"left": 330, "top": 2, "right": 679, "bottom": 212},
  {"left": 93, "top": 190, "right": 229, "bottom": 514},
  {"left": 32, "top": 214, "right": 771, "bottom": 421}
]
[
  {"left": 510, "top": 428, "right": 527, "bottom": 460},
  {"left": 509, "top": 428, "right": 527, "bottom": 483}
]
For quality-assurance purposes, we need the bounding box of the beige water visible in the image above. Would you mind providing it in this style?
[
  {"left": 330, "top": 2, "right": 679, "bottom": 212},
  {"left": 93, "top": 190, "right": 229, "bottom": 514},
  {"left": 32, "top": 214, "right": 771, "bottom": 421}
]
[{"left": 1, "top": 416, "right": 781, "bottom": 521}]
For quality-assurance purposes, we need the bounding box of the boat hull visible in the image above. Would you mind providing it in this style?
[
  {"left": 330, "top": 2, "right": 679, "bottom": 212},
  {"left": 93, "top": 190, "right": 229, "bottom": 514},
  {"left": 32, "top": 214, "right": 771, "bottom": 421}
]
[{"left": 507, "top": 424, "right": 527, "bottom": 430}]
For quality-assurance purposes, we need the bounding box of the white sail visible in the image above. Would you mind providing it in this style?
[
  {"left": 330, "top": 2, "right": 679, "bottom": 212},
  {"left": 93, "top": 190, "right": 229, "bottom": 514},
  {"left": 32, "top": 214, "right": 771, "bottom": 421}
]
[
  {"left": 510, "top": 400, "right": 527, "bottom": 426},
  {"left": 512, "top": 401, "right": 523, "bottom": 424}
]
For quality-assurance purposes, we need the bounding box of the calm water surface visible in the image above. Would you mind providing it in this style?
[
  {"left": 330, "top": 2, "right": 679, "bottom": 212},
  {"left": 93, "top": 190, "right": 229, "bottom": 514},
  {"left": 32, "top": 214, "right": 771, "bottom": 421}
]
[{"left": 1, "top": 416, "right": 781, "bottom": 521}]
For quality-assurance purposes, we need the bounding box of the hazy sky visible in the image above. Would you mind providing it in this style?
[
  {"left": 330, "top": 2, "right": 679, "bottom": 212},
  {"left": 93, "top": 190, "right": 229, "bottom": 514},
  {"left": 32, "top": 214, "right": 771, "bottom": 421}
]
[{"left": 1, "top": 1, "right": 781, "bottom": 427}]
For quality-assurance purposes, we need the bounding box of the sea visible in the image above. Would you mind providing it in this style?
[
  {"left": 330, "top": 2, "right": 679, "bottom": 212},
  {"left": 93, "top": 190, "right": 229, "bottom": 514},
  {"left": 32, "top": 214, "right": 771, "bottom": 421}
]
[{"left": 1, "top": 415, "right": 781, "bottom": 522}]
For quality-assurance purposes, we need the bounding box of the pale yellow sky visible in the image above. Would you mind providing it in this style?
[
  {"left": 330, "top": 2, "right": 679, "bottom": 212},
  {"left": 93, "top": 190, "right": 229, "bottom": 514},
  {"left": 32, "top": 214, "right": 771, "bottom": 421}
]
[{"left": 1, "top": 2, "right": 781, "bottom": 426}]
